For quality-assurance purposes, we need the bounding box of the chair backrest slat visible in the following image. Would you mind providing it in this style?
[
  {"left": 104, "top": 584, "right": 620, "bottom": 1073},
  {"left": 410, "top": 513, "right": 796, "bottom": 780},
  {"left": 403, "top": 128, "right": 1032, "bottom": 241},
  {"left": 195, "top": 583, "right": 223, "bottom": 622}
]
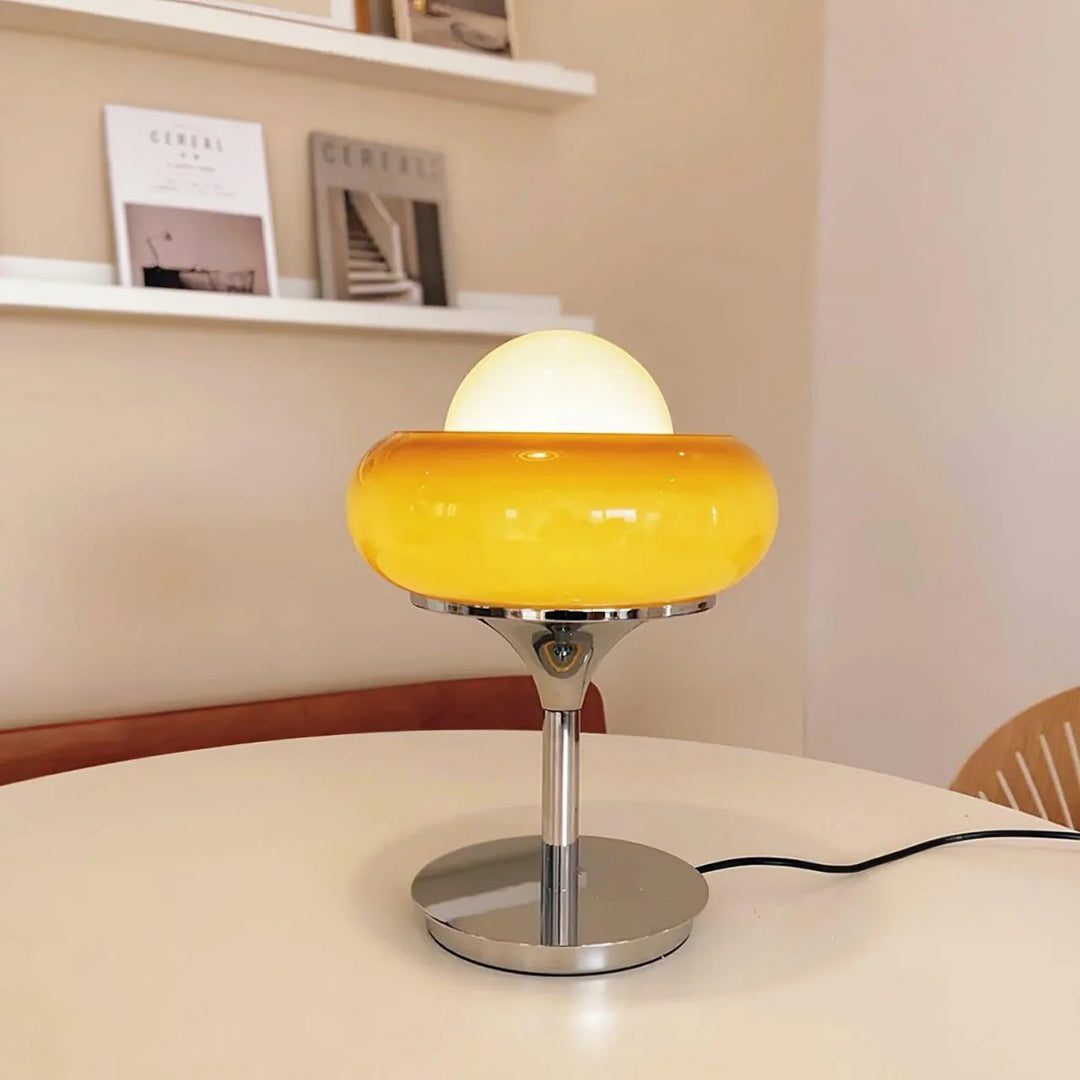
[
  {"left": 995, "top": 769, "right": 1020, "bottom": 812},
  {"left": 1014, "top": 750, "right": 1049, "bottom": 820},
  {"left": 1038, "top": 733, "right": 1075, "bottom": 829},
  {"left": 1064, "top": 721, "right": 1080, "bottom": 793}
]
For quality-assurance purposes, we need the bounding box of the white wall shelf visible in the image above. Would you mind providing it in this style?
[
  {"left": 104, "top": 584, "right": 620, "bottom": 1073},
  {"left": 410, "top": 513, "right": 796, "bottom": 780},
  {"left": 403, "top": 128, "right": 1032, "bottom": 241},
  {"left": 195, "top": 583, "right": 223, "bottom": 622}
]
[
  {"left": 0, "top": 271, "right": 593, "bottom": 338},
  {"left": 0, "top": 0, "right": 595, "bottom": 111}
]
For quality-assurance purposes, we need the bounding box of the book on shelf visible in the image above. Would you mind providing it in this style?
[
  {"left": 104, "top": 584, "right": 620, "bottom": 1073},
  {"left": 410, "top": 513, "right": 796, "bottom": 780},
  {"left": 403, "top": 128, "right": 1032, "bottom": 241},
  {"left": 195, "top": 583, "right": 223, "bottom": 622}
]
[
  {"left": 310, "top": 132, "right": 452, "bottom": 307},
  {"left": 104, "top": 104, "right": 279, "bottom": 296}
]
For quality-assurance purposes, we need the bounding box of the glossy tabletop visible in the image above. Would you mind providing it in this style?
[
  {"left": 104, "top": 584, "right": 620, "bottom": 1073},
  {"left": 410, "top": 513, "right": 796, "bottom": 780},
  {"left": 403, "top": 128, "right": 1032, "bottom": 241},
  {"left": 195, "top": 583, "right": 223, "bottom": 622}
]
[{"left": 1, "top": 731, "right": 1077, "bottom": 1078}]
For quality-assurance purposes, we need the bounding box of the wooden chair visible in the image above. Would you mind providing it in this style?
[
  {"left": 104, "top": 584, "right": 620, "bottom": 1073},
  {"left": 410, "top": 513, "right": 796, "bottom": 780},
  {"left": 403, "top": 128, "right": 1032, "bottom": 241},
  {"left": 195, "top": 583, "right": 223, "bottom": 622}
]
[
  {"left": 0, "top": 675, "right": 605, "bottom": 787},
  {"left": 951, "top": 686, "right": 1080, "bottom": 827}
]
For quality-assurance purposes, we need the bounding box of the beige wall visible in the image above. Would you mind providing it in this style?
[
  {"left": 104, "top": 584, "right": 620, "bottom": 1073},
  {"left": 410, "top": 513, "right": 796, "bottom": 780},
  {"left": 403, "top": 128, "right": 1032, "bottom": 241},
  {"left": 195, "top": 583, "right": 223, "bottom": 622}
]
[
  {"left": 809, "top": 0, "right": 1080, "bottom": 783},
  {"left": 0, "top": 1, "right": 823, "bottom": 751}
]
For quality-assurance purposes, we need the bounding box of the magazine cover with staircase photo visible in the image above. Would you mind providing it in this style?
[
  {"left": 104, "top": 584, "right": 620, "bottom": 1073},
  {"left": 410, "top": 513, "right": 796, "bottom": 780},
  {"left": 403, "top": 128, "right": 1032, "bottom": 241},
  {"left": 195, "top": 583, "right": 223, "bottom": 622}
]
[{"left": 310, "top": 133, "right": 451, "bottom": 307}]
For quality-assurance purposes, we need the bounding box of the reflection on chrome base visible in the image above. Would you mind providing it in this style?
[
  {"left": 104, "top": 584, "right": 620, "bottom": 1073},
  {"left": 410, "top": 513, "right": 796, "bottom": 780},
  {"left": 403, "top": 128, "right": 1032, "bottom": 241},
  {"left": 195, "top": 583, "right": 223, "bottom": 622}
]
[{"left": 411, "top": 835, "right": 709, "bottom": 976}]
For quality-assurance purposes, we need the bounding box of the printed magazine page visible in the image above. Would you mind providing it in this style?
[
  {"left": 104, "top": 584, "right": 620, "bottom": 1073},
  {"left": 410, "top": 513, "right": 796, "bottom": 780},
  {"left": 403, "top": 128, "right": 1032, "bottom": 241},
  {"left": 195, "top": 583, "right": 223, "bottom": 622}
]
[
  {"left": 105, "top": 105, "right": 279, "bottom": 296},
  {"left": 311, "top": 132, "right": 451, "bottom": 306}
]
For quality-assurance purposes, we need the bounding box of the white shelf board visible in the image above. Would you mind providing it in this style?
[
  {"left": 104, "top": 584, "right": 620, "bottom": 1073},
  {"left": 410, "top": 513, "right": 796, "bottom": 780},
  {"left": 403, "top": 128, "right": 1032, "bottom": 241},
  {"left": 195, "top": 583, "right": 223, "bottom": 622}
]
[
  {"left": 0, "top": 277, "right": 594, "bottom": 337},
  {"left": 0, "top": 0, "right": 595, "bottom": 111}
]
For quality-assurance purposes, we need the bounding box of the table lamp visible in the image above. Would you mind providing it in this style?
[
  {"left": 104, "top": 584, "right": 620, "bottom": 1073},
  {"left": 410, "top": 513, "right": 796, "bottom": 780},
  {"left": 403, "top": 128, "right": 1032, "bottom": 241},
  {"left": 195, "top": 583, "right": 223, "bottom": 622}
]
[{"left": 347, "top": 330, "right": 777, "bottom": 975}]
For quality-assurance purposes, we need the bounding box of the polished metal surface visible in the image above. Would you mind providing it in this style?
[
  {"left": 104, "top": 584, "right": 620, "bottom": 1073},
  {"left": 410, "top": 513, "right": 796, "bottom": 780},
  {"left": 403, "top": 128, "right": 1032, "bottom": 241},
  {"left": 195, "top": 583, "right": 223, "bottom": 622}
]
[
  {"left": 409, "top": 594, "right": 717, "bottom": 623},
  {"left": 411, "top": 835, "right": 710, "bottom": 975},
  {"left": 541, "top": 840, "right": 578, "bottom": 946},
  {"left": 541, "top": 708, "right": 579, "bottom": 945},
  {"left": 484, "top": 617, "right": 641, "bottom": 711},
  {"left": 542, "top": 710, "right": 579, "bottom": 848},
  {"left": 408, "top": 592, "right": 717, "bottom": 975},
  {"left": 410, "top": 594, "right": 716, "bottom": 713}
]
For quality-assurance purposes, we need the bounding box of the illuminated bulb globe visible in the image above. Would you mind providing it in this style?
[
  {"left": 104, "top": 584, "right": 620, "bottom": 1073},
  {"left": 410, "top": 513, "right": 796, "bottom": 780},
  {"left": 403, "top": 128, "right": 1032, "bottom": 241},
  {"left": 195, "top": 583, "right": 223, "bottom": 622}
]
[
  {"left": 444, "top": 330, "right": 673, "bottom": 435},
  {"left": 347, "top": 331, "right": 778, "bottom": 608}
]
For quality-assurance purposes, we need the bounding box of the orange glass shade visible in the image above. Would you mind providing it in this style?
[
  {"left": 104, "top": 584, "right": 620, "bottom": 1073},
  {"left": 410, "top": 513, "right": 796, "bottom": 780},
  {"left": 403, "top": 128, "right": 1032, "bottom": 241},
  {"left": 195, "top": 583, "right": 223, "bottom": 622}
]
[
  {"left": 345, "top": 434, "right": 777, "bottom": 613},
  {"left": 347, "top": 432, "right": 778, "bottom": 608}
]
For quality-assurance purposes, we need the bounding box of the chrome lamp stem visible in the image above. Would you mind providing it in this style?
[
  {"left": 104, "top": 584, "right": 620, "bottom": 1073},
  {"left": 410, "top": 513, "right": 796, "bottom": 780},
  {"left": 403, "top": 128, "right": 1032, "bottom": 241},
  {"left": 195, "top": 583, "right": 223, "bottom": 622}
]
[
  {"left": 474, "top": 604, "right": 650, "bottom": 945},
  {"left": 541, "top": 707, "right": 580, "bottom": 945}
]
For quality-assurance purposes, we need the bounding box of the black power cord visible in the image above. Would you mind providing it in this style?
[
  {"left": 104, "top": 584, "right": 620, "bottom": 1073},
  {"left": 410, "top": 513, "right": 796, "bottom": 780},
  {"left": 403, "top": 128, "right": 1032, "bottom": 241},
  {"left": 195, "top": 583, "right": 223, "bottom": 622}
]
[{"left": 695, "top": 828, "right": 1080, "bottom": 876}]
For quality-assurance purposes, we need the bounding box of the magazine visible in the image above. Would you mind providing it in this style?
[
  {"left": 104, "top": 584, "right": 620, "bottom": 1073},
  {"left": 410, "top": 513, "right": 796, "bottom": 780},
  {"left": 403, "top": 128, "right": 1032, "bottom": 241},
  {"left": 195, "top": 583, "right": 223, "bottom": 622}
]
[
  {"left": 104, "top": 105, "right": 279, "bottom": 296},
  {"left": 310, "top": 132, "right": 451, "bottom": 306}
]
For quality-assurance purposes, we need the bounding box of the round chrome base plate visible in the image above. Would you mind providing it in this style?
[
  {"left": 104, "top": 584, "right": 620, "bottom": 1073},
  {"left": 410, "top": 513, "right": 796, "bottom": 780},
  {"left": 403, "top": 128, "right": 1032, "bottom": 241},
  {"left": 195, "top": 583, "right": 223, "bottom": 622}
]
[{"left": 411, "top": 835, "right": 709, "bottom": 976}]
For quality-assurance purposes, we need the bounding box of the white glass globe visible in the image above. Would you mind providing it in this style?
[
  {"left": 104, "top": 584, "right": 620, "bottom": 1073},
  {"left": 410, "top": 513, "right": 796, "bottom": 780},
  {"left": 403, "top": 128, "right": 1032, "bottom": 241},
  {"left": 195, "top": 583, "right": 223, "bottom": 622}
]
[{"left": 443, "top": 330, "right": 673, "bottom": 435}]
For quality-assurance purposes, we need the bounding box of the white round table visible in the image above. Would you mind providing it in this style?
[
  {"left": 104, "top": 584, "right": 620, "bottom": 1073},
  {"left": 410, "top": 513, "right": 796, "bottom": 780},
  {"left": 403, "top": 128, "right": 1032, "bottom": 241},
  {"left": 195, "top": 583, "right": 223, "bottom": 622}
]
[{"left": 1, "top": 731, "right": 1076, "bottom": 1078}]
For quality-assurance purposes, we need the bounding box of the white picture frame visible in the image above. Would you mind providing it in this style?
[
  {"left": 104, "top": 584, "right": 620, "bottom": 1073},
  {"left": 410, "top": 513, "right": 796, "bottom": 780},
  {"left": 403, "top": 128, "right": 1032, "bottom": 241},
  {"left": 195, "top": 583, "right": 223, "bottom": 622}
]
[{"left": 165, "top": 0, "right": 360, "bottom": 31}]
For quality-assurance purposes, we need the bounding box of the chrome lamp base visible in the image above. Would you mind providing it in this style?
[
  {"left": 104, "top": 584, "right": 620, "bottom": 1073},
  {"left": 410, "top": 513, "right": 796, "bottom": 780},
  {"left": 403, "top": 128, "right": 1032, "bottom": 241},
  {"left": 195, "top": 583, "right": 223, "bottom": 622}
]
[
  {"left": 408, "top": 595, "right": 714, "bottom": 976},
  {"left": 412, "top": 834, "right": 708, "bottom": 975}
]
